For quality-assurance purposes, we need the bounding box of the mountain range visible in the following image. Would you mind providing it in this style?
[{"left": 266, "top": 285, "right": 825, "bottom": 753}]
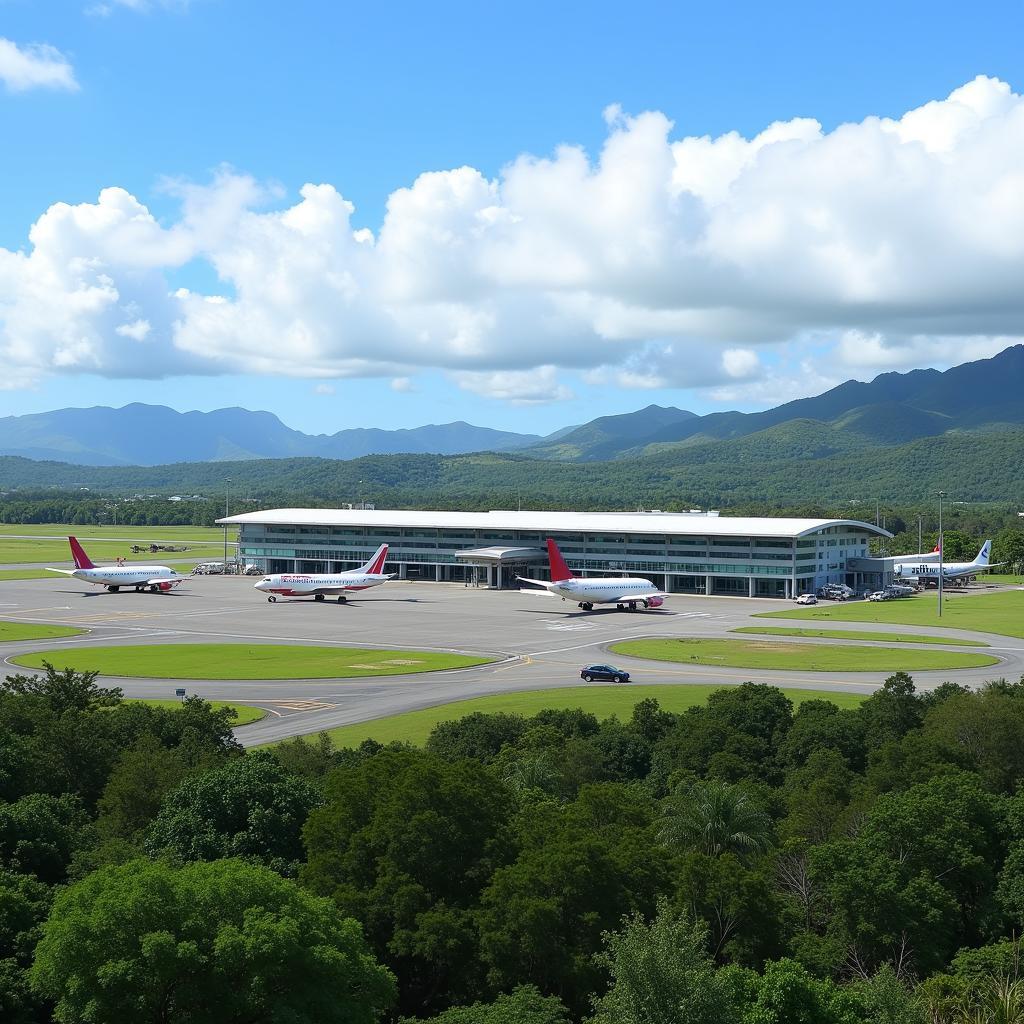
[{"left": 1, "top": 345, "right": 1022, "bottom": 468}]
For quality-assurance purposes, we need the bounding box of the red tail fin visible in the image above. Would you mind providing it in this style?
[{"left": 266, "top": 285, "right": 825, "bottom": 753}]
[
  {"left": 68, "top": 536, "right": 95, "bottom": 570},
  {"left": 363, "top": 544, "right": 389, "bottom": 575},
  {"left": 546, "top": 538, "right": 574, "bottom": 582}
]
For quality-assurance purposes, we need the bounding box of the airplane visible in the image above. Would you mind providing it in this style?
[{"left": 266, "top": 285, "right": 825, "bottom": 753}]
[
  {"left": 894, "top": 543, "right": 941, "bottom": 564},
  {"left": 46, "top": 536, "right": 189, "bottom": 593},
  {"left": 894, "top": 540, "right": 1002, "bottom": 585},
  {"left": 254, "top": 544, "right": 394, "bottom": 603},
  {"left": 517, "top": 538, "right": 668, "bottom": 611}
]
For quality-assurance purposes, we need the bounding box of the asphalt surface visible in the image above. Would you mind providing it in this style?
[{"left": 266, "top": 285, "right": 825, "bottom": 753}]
[{"left": 0, "top": 575, "right": 1020, "bottom": 747}]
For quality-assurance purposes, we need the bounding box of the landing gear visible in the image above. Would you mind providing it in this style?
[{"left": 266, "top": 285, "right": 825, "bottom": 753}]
[
  {"left": 267, "top": 595, "right": 277, "bottom": 603},
  {"left": 582, "top": 602, "right": 594, "bottom": 611},
  {"left": 108, "top": 585, "right": 119, "bottom": 593},
  {"left": 617, "top": 603, "right": 625, "bottom": 610},
  {"left": 627, "top": 603, "right": 637, "bottom": 612},
  {"left": 337, "top": 595, "right": 347, "bottom": 603},
  {"left": 149, "top": 584, "right": 159, "bottom": 593},
  {"left": 314, "top": 594, "right": 325, "bottom": 602},
  {"left": 135, "top": 585, "right": 143, "bottom": 592}
]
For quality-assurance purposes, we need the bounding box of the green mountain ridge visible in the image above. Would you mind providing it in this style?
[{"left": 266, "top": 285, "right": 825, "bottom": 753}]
[{"left": 3, "top": 426, "right": 1022, "bottom": 508}]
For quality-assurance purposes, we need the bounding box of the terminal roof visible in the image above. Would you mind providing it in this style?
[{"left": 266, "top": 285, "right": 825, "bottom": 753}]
[{"left": 218, "top": 508, "right": 892, "bottom": 540}]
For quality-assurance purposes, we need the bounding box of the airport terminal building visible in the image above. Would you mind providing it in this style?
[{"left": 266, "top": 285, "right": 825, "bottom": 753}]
[{"left": 220, "top": 508, "right": 892, "bottom": 598}]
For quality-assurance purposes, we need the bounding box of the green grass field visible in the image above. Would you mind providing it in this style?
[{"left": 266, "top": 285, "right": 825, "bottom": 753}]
[
  {"left": 123, "top": 698, "right": 266, "bottom": 725},
  {"left": 0, "top": 568, "right": 53, "bottom": 581},
  {"left": 12, "top": 644, "right": 495, "bottom": 680},
  {"left": 310, "top": 684, "right": 868, "bottom": 748},
  {"left": 732, "top": 626, "right": 988, "bottom": 647},
  {"left": 981, "top": 574, "right": 1024, "bottom": 585},
  {"left": 0, "top": 621, "right": 86, "bottom": 642},
  {"left": 757, "top": 589, "right": 1024, "bottom": 639},
  {"left": 0, "top": 537, "right": 227, "bottom": 566},
  {"left": 0, "top": 525, "right": 225, "bottom": 541},
  {"left": 609, "top": 637, "right": 998, "bottom": 672}
]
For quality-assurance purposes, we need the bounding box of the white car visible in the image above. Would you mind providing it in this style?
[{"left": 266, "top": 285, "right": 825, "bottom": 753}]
[
  {"left": 867, "top": 591, "right": 889, "bottom": 602},
  {"left": 795, "top": 593, "right": 817, "bottom": 605}
]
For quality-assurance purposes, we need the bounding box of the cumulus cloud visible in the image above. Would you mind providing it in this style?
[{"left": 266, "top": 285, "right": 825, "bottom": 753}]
[
  {"left": 0, "top": 38, "right": 77, "bottom": 92},
  {"left": 3, "top": 75, "right": 1024, "bottom": 401},
  {"left": 453, "top": 366, "right": 574, "bottom": 404}
]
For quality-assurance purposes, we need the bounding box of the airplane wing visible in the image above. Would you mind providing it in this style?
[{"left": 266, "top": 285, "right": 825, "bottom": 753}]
[
  {"left": 45, "top": 568, "right": 77, "bottom": 576},
  {"left": 607, "top": 591, "right": 670, "bottom": 603},
  {"left": 516, "top": 577, "right": 553, "bottom": 589}
]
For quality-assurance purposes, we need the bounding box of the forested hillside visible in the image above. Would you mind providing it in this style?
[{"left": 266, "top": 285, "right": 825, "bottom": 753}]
[
  {"left": 3, "top": 425, "right": 1023, "bottom": 506},
  {"left": 6, "top": 665, "right": 1024, "bottom": 1022}
]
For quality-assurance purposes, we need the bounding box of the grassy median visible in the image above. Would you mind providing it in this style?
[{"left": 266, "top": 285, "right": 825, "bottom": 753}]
[
  {"left": 732, "top": 626, "right": 988, "bottom": 647},
  {"left": 309, "top": 684, "right": 868, "bottom": 748},
  {"left": 609, "top": 637, "right": 998, "bottom": 672},
  {"left": 0, "top": 621, "right": 86, "bottom": 642},
  {"left": 12, "top": 643, "right": 494, "bottom": 680},
  {"left": 757, "top": 589, "right": 1024, "bottom": 639}
]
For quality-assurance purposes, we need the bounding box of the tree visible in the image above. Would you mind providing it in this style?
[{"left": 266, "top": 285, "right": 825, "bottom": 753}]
[
  {"left": 425, "top": 712, "right": 528, "bottom": 764},
  {"left": 727, "top": 958, "right": 866, "bottom": 1024},
  {"left": 145, "top": 750, "right": 322, "bottom": 876},
  {"left": 30, "top": 858, "right": 396, "bottom": 1024},
  {"left": 302, "top": 746, "right": 514, "bottom": 1015},
  {"left": 477, "top": 789, "right": 668, "bottom": 1016},
  {"left": 660, "top": 780, "right": 773, "bottom": 859},
  {"left": 814, "top": 772, "right": 1004, "bottom": 975},
  {"left": 0, "top": 665, "right": 122, "bottom": 714},
  {"left": 858, "top": 673, "right": 923, "bottom": 750},
  {"left": 0, "top": 794, "right": 90, "bottom": 884},
  {"left": 96, "top": 735, "right": 196, "bottom": 841},
  {"left": 400, "top": 985, "right": 570, "bottom": 1024},
  {"left": 994, "top": 526, "right": 1024, "bottom": 575},
  {"left": 589, "top": 900, "right": 737, "bottom": 1024}
]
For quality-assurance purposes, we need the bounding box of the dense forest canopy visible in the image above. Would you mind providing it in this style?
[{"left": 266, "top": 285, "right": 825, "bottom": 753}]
[{"left": 4, "top": 664, "right": 1024, "bottom": 1021}]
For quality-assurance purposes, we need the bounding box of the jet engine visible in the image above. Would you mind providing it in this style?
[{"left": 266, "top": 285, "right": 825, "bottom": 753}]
[{"left": 644, "top": 596, "right": 665, "bottom": 608}]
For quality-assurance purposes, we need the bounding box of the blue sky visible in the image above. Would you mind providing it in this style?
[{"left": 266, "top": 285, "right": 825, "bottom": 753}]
[{"left": 1, "top": 0, "right": 1023, "bottom": 434}]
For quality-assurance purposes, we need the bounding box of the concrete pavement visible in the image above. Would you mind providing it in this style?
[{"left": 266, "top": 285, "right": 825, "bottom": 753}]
[{"left": 0, "top": 575, "right": 1019, "bottom": 747}]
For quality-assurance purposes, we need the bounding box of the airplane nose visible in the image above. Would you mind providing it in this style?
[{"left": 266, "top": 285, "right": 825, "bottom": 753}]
[{"left": 253, "top": 580, "right": 266, "bottom": 590}]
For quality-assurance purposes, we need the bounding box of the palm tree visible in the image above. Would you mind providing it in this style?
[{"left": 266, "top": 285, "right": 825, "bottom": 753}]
[{"left": 660, "top": 779, "right": 773, "bottom": 858}]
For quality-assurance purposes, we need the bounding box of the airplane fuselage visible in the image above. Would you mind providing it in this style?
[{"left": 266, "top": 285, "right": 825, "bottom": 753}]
[
  {"left": 254, "top": 572, "right": 392, "bottom": 599},
  {"left": 549, "top": 577, "right": 659, "bottom": 602},
  {"left": 71, "top": 565, "right": 178, "bottom": 588}
]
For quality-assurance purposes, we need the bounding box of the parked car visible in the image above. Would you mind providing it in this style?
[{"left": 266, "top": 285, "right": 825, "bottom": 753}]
[
  {"left": 866, "top": 591, "right": 890, "bottom": 602},
  {"left": 580, "top": 664, "right": 630, "bottom": 683},
  {"left": 795, "top": 593, "right": 817, "bottom": 605},
  {"left": 243, "top": 564, "right": 263, "bottom": 576}
]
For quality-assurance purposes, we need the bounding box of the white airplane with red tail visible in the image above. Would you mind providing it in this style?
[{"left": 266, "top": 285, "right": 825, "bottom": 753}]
[
  {"left": 518, "top": 538, "right": 669, "bottom": 612},
  {"left": 254, "top": 544, "right": 394, "bottom": 603},
  {"left": 46, "top": 537, "right": 189, "bottom": 593}
]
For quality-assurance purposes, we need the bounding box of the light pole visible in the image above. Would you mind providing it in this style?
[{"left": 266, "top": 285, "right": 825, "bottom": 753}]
[
  {"left": 223, "top": 478, "right": 232, "bottom": 573},
  {"left": 917, "top": 514, "right": 922, "bottom": 555},
  {"left": 937, "top": 490, "right": 945, "bottom": 618}
]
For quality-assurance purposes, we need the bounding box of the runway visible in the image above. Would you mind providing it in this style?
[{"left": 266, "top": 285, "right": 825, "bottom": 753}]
[{"left": 0, "top": 575, "right": 1019, "bottom": 746}]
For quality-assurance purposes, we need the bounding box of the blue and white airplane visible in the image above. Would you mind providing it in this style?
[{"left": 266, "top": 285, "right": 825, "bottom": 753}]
[{"left": 895, "top": 540, "right": 1001, "bottom": 583}]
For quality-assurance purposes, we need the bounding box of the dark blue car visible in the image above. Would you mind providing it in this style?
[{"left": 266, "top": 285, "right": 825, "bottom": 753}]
[{"left": 580, "top": 664, "right": 630, "bottom": 683}]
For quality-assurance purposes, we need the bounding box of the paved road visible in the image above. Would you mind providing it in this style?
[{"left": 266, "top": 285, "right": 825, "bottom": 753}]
[{"left": 0, "top": 575, "right": 1020, "bottom": 746}]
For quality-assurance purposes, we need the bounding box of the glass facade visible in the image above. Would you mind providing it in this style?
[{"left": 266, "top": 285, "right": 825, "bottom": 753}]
[{"left": 237, "top": 519, "right": 876, "bottom": 597}]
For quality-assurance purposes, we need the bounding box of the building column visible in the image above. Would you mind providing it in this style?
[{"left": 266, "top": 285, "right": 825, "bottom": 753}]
[
  {"left": 748, "top": 577, "right": 756, "bottom": 598},
  {"left": 399, "top": 563, "right": 407, "bottom": 580},
  {"left": 705, "top": 574, "right": 712, "bottom": 595},
  {"left": 435, "top": 564, "right": 442, "bottom": 582}
]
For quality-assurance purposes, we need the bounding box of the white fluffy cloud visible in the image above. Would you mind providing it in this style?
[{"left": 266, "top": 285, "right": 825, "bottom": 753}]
[
  {"left": 0, "top": 38, "right": 77, "bottom": 92},
  {"left": 3, "top": 75, "right": 1024, "bottom": 401}
]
